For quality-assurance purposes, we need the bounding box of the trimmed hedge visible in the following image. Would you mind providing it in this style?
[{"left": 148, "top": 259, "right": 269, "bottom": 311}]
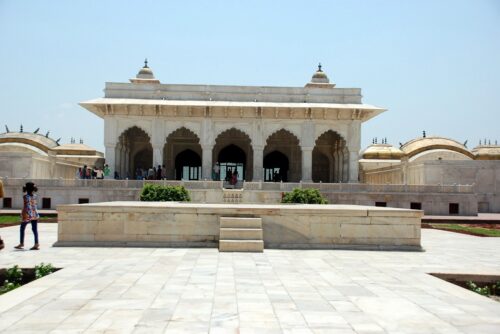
[
  {"left": 139, "top": 184, "right": 191, "bottom": 202},
  {"left": 281, "top": 188, "right": 328, "bottom": 204}
]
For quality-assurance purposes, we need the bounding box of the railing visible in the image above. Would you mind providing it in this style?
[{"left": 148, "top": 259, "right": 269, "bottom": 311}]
[
  {"left": 242, "top": 181, "right": 474, "bottom": 194},
  {"left": 0, "top": 177, "right": 474, "bottom": 194},
  {"left": 0, "top": 178, "right": 223, "bottom": 190}
]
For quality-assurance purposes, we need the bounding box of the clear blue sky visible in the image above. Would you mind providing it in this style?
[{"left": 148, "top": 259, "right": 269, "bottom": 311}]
[{"left": 1, "top": 0, "right": 499, "bottom": 151}]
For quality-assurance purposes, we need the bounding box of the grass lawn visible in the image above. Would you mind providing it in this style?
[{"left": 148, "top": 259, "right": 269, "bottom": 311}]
[
  {"left": 0, "top": 216, "right": 54, "bottom": 225},
  {"left": 430, "top": 224, "right": 500, "bottom": 237}
]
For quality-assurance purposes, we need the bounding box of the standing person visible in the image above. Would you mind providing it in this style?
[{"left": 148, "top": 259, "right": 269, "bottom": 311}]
[
  {"left": 14, "top": 182, "right": 40, "bottom": 250},
  {"left": 103, "top": 164, "right": 110, "bottom": 178},
  {"left": 76, "top": 168, "right": 82, "bottom": 179},
  {"left": 0, "top": 179, "right": 4, "bottom": 250},
  {"left": 161, "top": 165, "right": 166, "bottom": 180},
  {"left": 232, "top": 170, "right": 238, "bottom": 185},
  {"left": 96, "top": 168, "right": 104, "bottom": 179},
  {"left": 156, "top": 165, "right": 162, "bottom": 180},
  {"left": 213, "top": 162, "right": 220, "bottom": 181}
]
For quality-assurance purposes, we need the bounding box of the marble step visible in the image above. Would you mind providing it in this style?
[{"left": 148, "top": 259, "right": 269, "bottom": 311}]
[
  {"left": 220, "top": 217, "right": 262, "bottom": 229},
  {"left": 219, "top": 240, "right": 264, "bottom": 252},
  {"left": 220, "top": 228, "right": 263, "bottom": 240}
]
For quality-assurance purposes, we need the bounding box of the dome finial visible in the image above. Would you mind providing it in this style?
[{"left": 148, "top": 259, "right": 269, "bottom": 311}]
[
  {"left": 318, "top": 63, "right": 322, "bottom": 72},
  {"left": 144, "top": 58, "right": 149, "bottom": 68}
]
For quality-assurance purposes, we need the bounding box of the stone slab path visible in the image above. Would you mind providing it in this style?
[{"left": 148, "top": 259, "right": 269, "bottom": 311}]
[{"left": 0, "top": 224, "right": 499, "bottom": 333}]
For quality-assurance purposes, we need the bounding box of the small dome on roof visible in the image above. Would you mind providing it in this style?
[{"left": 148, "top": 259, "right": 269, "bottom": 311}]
[
  {"left": 361, "top": 144, "right": 404, "bottom": 160},
  {"left": 471, "top": 145, "right": 500, "bottom": 160},
  {"left": 305, "top": 63, "right": 335, "bottom": 88},
  {"left": 311, "top": 63, "right": 329, "bottom": 83},
  {"left": 130, "top": 59, "right": 160, "bottom": 84},
  {"left": 136, "top": 59, "right": 154, "bottom": 79}
]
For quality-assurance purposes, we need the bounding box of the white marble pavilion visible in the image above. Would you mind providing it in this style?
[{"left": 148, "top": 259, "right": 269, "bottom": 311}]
[{"left": 80, "top": 61, "right": 385, "bottom": 182}]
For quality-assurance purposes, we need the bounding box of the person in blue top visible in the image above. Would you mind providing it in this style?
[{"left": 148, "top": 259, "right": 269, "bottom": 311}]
[{"left": 14, "top": 182, "right": 40, "bottom": 250}]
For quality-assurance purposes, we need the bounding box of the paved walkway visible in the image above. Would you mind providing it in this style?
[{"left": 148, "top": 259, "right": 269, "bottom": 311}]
[{"left": 0, "top": 224, "right": 499, "bottom": 333}]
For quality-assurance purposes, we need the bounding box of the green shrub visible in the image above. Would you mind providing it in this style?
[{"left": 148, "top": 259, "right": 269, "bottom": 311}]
[
  {"left": 140, "top": 184, "right": 191, "bottom": 202},
  {"left": 5, "top": 265, "right": 23, "bottom": 284},
  {"left": 466, "top": 281, "right": 491, "bottom": 296},
  {"left": 0, "top": 263, "right": 56, "bottom": 296},
  {"left": 0, "top": 265, "right": 23, "bottom": 295},
  {"left": 35, "top": 263, "right": 55, "bottom": 279},
  {"left": 0, "top": 281, "right": 20, "bottom": 295},
  {"left": 281, "top": 188, "right": 328, "bottom": 204}
]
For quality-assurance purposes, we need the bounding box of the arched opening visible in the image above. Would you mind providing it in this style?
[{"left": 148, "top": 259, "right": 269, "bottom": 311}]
[
  {"left": 117, "top": 126, "right": 152, "bottom": 179},
  {"left": 264, "top": 151, "right": 289, "bottom": 182},
  {"left": 312, "top": 130, "right": 348, "bottom": 183},
  {"left": 164, "top": 127, "right": 202, "bottom": 180},
  {"left": 218, "top": 144, "right": 246, "bottom": 182},
  {"left": 264, "top": 129, "right": 301, "bottom": 182},
  {"left": 213, "top": 128, "right": 253, "bottom": 181},
  {"left": 175, "top": 149, "right": 201, "bottom": 180}
]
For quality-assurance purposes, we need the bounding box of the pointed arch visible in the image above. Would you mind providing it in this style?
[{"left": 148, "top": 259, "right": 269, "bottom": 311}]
[
  {"left": 264, "top": 129, "right": 302, "bottom": 182},
  {"left": 213, "top": 128, "right": 253, "bottom": 181},
  {"left": 164, "top": 127, "right": 202, "bottom": 180},
  {"left": 117, "top": 126, "right": 153, "bottom": 178},
  {"left": 312, "top": 130, "right": 348, "bottom": 183}
]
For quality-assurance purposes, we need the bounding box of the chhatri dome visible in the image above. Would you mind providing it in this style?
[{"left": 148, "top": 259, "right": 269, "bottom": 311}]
[
  {"left": 130, "top": 59, "right": 160, "bottom": 84},
  {"left": 305, "top": 63, "right": 335, "bottom": 88},
  {"left": 361, "top": 143, "right": 404, "bottom": 160}
]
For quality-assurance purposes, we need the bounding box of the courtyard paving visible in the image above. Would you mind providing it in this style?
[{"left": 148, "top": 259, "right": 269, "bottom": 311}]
[{"left": 0, "top": 224, "right": 499, "bottom": 333}]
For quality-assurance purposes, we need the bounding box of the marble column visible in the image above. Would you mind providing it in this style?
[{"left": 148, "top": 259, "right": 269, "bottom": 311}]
[
  {"left": 124, "top": 149, "right": 130, "bottom": 178},
  {"left": 301, "top": 147, "right": 313, "bottom": 182},
  {"left": 202, "top": 145, "right": 213, "bottom": 180},
  {"left": 120, "top": 145, "right": 127, "bottom": 178},
  {"left": 348, "top": 150, "right": 359, "bottom": 183},
  {"left": 253, "top": 145, "right": 264, "bottom": 181},
  {"left": 104, "top": 144, "right": 116, "bottom": 179},
  {"left": 342, "top": 148, "right": 348, "bottom": 183},
  {"left": 152, "top": 144, "right": 163, "bottom": 169}
]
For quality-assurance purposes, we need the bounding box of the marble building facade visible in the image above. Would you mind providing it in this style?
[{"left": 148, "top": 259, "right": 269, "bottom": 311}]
[{"left": 80, "top": 62, "right": 385, "bottom": 183}]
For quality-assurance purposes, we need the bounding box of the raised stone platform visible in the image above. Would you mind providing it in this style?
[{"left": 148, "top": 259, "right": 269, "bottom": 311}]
[{"left": 55, "top": 202, "right": 423, "bottom": 250}]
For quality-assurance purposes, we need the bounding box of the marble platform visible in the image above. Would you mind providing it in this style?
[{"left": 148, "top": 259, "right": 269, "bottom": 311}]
[{"left": 55, "top": 202, "right": 422, "bottom": 250}]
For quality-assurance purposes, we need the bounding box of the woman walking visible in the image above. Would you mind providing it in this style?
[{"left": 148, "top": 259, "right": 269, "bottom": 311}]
[{"left": 14, "top": 182, "right": 40, "bottom": 250}]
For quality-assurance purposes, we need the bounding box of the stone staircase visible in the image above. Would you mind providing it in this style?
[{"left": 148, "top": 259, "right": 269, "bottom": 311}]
[{"left": 219, "top": 217, "right": 264, "bottom": 252}]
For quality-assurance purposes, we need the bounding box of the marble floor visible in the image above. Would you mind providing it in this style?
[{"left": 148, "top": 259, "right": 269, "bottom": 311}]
[{"left": 0, "top": 224, "right": 499, "bottom": 334}]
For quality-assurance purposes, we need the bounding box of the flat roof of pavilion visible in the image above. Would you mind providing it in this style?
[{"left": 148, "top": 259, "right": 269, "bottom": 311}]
[{"left": 80, "top": 97, "right": 386, "bottom": 120}]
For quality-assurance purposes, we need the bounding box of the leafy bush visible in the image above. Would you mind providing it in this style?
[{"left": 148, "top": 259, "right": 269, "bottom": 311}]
[
  {"left": 1, "top": 265, "right": 23, "bottom": 295},
  {"left": 466, "top": 281, "right": 493, "bottom": 296},
  {"left": 5, "top": 265, "right": 23, "bottom": 284},
  {"left": 0, "top": 263, "right": 56, "bottom": 295},
  {"left": 140, "top": 184, "right": 191, "bottom": 202},
  {"left": 35, "top": 263, "right": 55, "bottom": 279},
  {"left": 0, "top": 281, "right": 20, "bottom": 295},
  {"left": 281, "top": 188, "right": 328, "bottom": 204}
]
